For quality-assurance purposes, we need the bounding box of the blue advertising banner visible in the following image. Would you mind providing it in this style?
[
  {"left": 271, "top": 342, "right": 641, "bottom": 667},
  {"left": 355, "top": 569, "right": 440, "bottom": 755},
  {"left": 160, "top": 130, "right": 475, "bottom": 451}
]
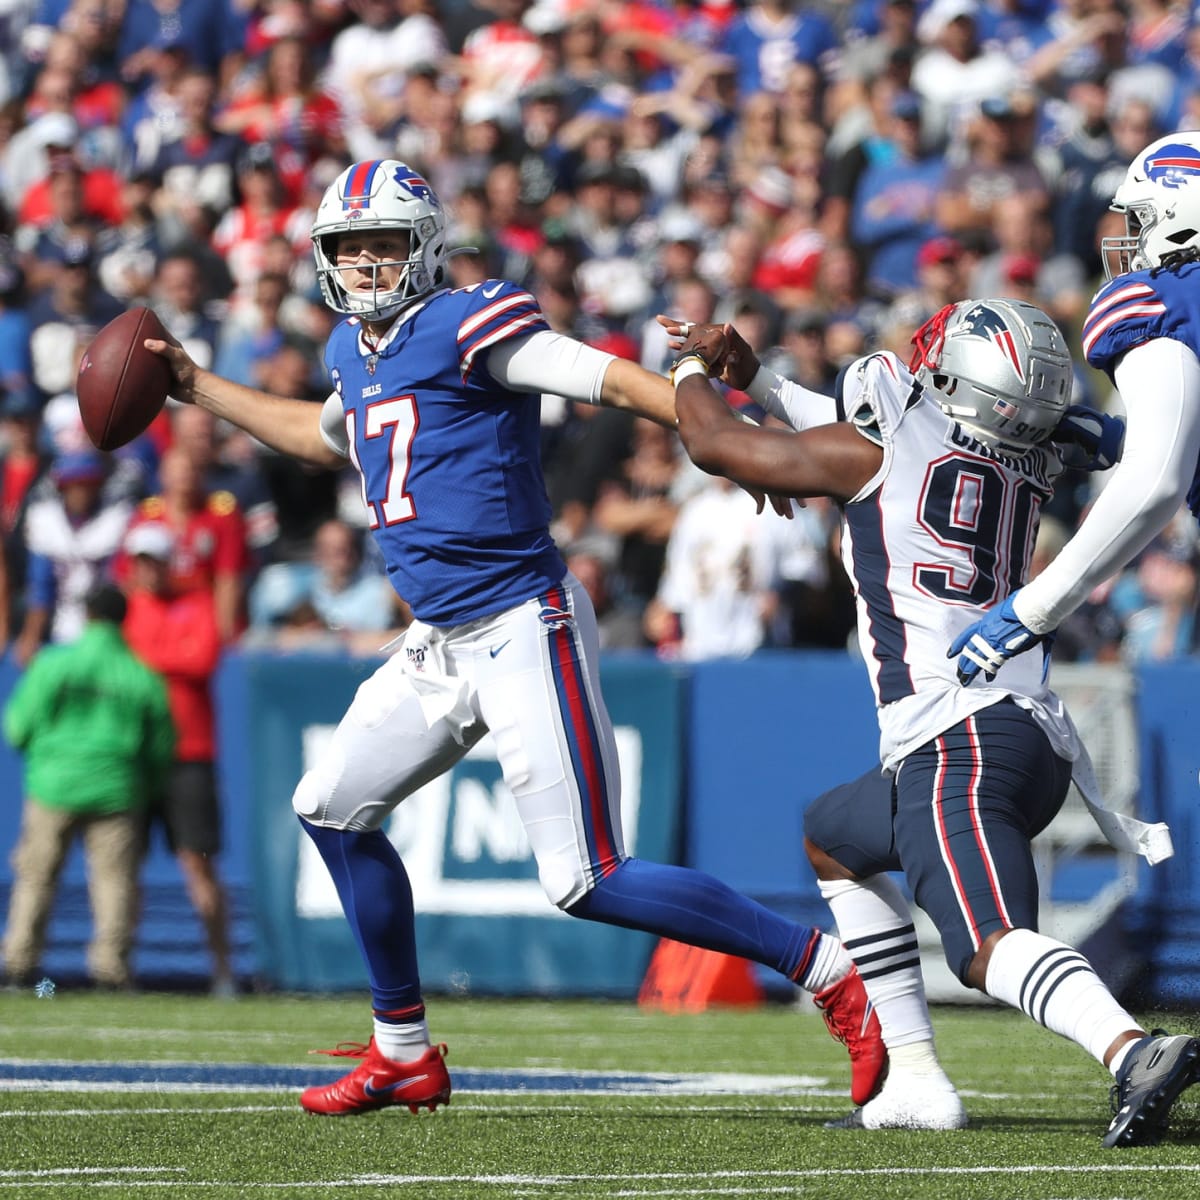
[{"left": 238, "top": 651, "right": 687, "bottom": 996}]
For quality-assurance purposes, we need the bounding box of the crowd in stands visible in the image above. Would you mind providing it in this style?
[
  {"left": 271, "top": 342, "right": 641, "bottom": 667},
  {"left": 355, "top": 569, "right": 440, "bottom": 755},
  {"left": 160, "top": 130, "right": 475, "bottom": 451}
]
[{"left": 1, "top": 0, "right": 1199, "bottom": 670}]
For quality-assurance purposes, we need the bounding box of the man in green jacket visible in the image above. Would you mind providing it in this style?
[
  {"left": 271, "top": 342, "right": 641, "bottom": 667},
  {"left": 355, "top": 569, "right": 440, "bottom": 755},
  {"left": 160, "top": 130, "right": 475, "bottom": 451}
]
[{"left": 2, "top": 583, "right": 175, "bottom": 989}]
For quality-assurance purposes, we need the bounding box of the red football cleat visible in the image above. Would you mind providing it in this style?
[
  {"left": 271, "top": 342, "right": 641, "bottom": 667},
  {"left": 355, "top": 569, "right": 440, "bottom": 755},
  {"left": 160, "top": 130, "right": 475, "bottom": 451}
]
[
  {"left": 813, "top": 965, "right": 888, "bottom": 1105},
  {"left": 300, "top": 1038, "right": 451, "bottom": 1116}
]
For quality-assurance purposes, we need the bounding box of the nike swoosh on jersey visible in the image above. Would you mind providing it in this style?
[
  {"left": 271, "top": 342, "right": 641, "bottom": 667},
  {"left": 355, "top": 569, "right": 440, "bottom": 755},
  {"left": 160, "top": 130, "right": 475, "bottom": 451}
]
[
  {"left": 489, "top": 639, "right": 512, "bottom": 658},
  {"left": 363, "top": 1071, "right": 430, "bottom": 1098},
  {"left": 482, "top": 282, "right": 503, "bottom": 298}
]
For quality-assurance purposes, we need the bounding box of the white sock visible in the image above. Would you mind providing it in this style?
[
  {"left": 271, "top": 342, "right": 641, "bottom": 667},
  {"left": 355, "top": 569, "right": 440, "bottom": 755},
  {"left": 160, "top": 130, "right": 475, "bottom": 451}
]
[
  {"left": 819, "top": 874, "right": 934, "bottom": 1048},
  {"left": 800, "top": 930, "right": 856, "bottom": 993},
  {"left": 887, "top": 1040, "right": 956, "bottom": 1088},
  {"left": 983, "top": 928, "right": 1141, "bottom": 1072},
  {"left": 373, "top": 1018, "right": 431, "bottom": 1062}
]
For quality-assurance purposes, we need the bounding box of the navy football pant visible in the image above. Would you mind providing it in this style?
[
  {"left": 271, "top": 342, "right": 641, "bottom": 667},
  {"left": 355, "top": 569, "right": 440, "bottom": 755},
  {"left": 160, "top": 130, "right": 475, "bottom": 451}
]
[{"left": 804, "top": 699, "right": 1072, "bottom": 983}]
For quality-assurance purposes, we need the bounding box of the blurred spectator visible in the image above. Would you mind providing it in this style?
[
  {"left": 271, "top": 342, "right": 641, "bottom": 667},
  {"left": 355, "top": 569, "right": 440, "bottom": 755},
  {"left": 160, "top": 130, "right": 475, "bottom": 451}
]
[
  {"left": 322, "top": 0, "right": 447, "bottom": 162},
  {"left": 14, "top": 449, "right": 131, "bottom": 664},
  {"left": 16, "top": 152, "right": 110, "bottom": 294},
  {"left": 213, "top": 268, "right": 289, "bottom": 387},
  {"left": 122, "top": 29, "right": 193, "bottom": 172},
  {"left": 25, "top": 237, "right": 122, "bottom": 399},
  {"left": 935, "top": 93, "right": 1048, "bottom": 241},
  {"left": 0, "top": 392, "right": 48, "bottom": 646},
  {"left": 592, "top": 416, "right": 702, "bottom": 613},
  {"left": 458, "top": 0, "right": 545, "bottom": 112},
  {"left": 210, "top": 142, "right": 310, "bottom": 314},
  {"left": 911, "top": 0, "right": 1022, "bottom": 145},
  {"left": 813, "top": 241, "right": 888, "bottom": 348},
  {"left": 746, "top": 166, "right": 824, "bottom": 309},
  {"left": 121, "top": 520, "right": 234, "bottom": 996},
  {"left": 144, "top": 66, "right": 240, "bottom": 261},
  {"left": 1111, "top": 515, "right": 1200, "bottom": 663},
  {"left": 1044, "top": 69, "right": 1124, "bottom": 275},
  {"left": 247, "top": 516, "right": 407, "bottom": 652},
  {"left": 246, "top": 339, "right": 340, "bottom": 560},
  {"left": 0, "top": 247, "right": 34, "bottom": 413},
  {"left": 215, "top": 33, "right": 345, "bottom": 206},
  {"left": 117, "top": 0, "right": 239, "bottom": 93},
  {"left": 968, "top": 193, "right": 1087, "bottom": 328},
  {"left": 643, "top": 474, "right": 791, "bottom": 661},
  {"left": 884, "top": 234, "right": 969, "bottom": 334},
  {"left": 93, "top": 169, "right": 164, "bottom": 304},
  {"left": 169, "top": 404, "right": 278, "bottom": 564},
  {"left": 849, "top": 88, "right": 945, "bottom": 297},
  {"left": 1025, "top": 0, "right": 1126, "bottom": 97},
  {"left": 720, "top": 0, "right": 838, "bottom": 97},
  {"left": 2, "top": 582, "right": 174, "bottom": 990},
  {"left": 570, "top": 161, "right": 653, "bottom": 325},
  {"left": 764, "top": 306, "right": 839, "bottom": 393},
  {"left": 150, "top": 250, "right": 223, "bottom": 370},
  {"left": 835, "top": 0, "right": 919, "bottom": 108},
  {"left": 118, "top": 444, "right": 250, "bottom": 644},
  {"left": 775, "top": 497, "right": 857, "bottom": 650}
]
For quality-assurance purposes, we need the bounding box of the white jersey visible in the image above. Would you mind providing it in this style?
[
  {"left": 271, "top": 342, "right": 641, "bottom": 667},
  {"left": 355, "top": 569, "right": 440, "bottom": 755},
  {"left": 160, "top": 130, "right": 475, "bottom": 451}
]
[{"left": 835, "top": 352, "right": 1080, "bottom": 771}]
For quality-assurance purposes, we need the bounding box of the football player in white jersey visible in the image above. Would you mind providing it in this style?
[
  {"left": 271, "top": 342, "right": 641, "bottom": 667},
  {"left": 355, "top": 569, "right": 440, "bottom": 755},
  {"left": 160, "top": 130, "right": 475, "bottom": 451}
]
[
  {"left": 144, "top": 158, "right": 887, "bottom": 1115},
  {"left": 950, "top": 132, "right": 1200, "bottom": 686},
  {"left": 663, "top": 300, "right": 1198, "bottom": 1146}
]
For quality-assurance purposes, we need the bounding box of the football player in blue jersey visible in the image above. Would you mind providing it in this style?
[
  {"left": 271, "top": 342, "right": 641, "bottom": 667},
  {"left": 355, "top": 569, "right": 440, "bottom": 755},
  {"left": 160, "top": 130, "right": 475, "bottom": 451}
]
[
  {"left": 951, "top": 132, "right": 1200, "bottom": 686},
  {"left": 662, "top": 301, "right": 1197, "bottom": 1146},
  {"left": 144, "top": 158, "right": 886, "bottom": 1115}
]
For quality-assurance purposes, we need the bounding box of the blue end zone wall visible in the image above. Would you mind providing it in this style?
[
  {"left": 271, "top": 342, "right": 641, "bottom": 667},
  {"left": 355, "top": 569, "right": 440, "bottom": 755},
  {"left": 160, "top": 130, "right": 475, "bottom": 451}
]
[{"left": 0, "top": 650, "right": 1196, "bottom": 1003}]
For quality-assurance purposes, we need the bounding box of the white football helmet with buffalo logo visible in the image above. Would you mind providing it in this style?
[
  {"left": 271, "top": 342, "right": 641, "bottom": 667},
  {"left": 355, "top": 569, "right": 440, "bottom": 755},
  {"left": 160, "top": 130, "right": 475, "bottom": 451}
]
[
  {"left": 1101, "top": 133, "right": 1200, "bottom": 279},
  {"left": 311, "top": 159, "right": 448, "bottom": 321},
  {"left": 908, "top": 299, "right": 1073, "bottom": 451}
]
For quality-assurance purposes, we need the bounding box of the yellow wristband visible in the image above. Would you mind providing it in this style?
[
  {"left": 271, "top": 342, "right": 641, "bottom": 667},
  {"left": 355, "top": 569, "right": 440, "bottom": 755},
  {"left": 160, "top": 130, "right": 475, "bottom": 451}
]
[{"left": 671, "top": 356, "right": 710, "bottom": 387}]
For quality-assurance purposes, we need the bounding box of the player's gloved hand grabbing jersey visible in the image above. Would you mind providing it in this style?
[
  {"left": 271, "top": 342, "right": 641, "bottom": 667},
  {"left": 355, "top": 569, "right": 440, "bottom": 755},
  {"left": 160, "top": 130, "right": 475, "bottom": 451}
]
[
  {"left": 1051, "top": 404, "right": 1126, "bottom": 471},
  {"left": 948, "top": 594, "right": 1049, "bottom": 685}
]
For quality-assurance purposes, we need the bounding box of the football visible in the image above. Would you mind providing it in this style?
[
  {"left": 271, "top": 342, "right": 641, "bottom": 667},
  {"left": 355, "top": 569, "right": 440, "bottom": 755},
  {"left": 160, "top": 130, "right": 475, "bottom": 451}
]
[{"left": 76, "top": 306, "right": 173, "bottom": 451}]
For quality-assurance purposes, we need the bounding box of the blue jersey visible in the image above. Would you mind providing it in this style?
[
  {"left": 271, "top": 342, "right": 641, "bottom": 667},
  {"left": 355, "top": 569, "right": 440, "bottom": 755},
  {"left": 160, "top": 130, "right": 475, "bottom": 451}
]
[
  {"left": 1082, "top": 262, "right": 1200, "bottom": 517},
  {"left": 1081, "top": 262, "right": 1200, "bottom": 374},
  {"left": 326, "top": 281, "right": 561, "bottom": 626}
]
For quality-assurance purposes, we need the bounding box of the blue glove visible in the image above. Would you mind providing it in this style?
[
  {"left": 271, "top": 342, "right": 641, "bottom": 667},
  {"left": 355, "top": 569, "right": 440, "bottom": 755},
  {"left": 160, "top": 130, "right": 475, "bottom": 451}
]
[
  {"left": 1051, "top": 404, "right": 1125, "bottom": 472},
  {"left": 947, "top": 594, "right": 1046, "bottom": 686}
]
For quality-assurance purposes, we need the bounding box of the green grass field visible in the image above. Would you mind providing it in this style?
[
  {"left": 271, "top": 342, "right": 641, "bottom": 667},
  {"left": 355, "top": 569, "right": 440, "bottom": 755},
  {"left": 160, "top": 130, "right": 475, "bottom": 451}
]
[{"left": 1, "top": 992, "right": 1199, "bottom": 1199}]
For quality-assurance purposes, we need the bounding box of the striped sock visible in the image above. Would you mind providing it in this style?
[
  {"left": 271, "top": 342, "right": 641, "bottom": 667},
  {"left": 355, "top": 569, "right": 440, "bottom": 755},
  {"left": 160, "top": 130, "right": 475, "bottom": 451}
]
[
  {"left": 983, "top": 928, "right": 1140, "bottom": 1071},
  {"left": 819, "top": 875, "right": 933, "bottom": 1047}
]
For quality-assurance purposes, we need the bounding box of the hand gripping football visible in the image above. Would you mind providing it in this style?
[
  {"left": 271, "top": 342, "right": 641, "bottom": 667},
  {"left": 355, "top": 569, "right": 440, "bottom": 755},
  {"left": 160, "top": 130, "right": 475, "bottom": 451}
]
[{"left": 76, "top": 306, "right": 172, "bottom": 450}]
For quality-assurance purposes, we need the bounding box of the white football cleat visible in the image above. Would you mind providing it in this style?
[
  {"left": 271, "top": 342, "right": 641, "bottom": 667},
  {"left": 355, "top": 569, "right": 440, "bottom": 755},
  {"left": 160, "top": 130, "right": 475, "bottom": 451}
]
[{"left": 826, "top": 1069, "right": 968, "bottom": 1131}]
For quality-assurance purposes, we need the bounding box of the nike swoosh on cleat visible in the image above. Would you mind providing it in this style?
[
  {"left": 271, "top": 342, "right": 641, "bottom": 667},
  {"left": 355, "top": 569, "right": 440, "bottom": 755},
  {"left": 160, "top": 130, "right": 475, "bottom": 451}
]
[
  {"left": 489, "top": 640, "right": 511, "bottom": 658},
  {"left": 861, "top": 1000, "right": 875, "bottom": 1038},
  {"left": 363, "top": 1072, "right": 430, "bottom": 1098}
]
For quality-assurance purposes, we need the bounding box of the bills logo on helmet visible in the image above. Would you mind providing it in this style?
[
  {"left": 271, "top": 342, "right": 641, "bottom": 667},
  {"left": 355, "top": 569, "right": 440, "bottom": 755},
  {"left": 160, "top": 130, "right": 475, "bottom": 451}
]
[
  {"left": 961, "top": 303, "right": 1025, "bottom": 382},
  {"left": 1143, "top": 142, "right": 1200, "bottom": 189},
  {"left": 392, "top": 165, "right": 440, "bottom": 208}
]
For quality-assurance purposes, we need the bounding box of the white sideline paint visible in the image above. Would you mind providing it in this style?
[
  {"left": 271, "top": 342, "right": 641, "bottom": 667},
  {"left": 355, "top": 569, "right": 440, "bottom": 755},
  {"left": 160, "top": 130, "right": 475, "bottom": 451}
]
[{"left": 4, "top": 1165, "right": 1200, "bottom": 1190}]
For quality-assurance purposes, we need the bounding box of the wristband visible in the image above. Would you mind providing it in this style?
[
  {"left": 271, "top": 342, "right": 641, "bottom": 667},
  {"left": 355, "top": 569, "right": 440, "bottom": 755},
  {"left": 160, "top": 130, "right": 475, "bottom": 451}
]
[{"left": 671, "top": 355, "right": 710, "bottom": 387}]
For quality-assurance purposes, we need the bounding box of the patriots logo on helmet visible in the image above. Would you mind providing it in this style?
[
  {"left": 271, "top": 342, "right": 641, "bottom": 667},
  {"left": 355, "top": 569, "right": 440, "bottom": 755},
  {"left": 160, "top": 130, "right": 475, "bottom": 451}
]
[
  {"left": 960, "top": 303, "right": 1025, "bottom": 382},
  {"left": 392, "top": 166, "right": 440, "bottom": 208},
  {"left": 1143, "top": 142, "right": 1200, "bottom": 190}
]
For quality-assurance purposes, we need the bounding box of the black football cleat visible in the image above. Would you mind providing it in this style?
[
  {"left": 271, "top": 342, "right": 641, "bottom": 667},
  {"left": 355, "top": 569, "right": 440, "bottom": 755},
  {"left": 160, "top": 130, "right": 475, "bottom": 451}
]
[{"left": 1103, "top": 1031, "right": 1200, "bottom": 1148}]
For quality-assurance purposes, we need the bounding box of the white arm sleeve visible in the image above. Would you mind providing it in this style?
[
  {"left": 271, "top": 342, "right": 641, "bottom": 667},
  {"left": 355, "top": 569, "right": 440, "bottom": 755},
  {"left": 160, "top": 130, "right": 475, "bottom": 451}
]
[
  {"left": 484, "top": 329, "right": 615, "bottom": 404},
  {"left": 319, "top": 391, "right": 350, "bottom": 458},
  {"left": 746, "top": 365, "right": 840, "bottom": 431},
  {"left": 1013, "top": 337, "right": 1200, "bottom": 634}
]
